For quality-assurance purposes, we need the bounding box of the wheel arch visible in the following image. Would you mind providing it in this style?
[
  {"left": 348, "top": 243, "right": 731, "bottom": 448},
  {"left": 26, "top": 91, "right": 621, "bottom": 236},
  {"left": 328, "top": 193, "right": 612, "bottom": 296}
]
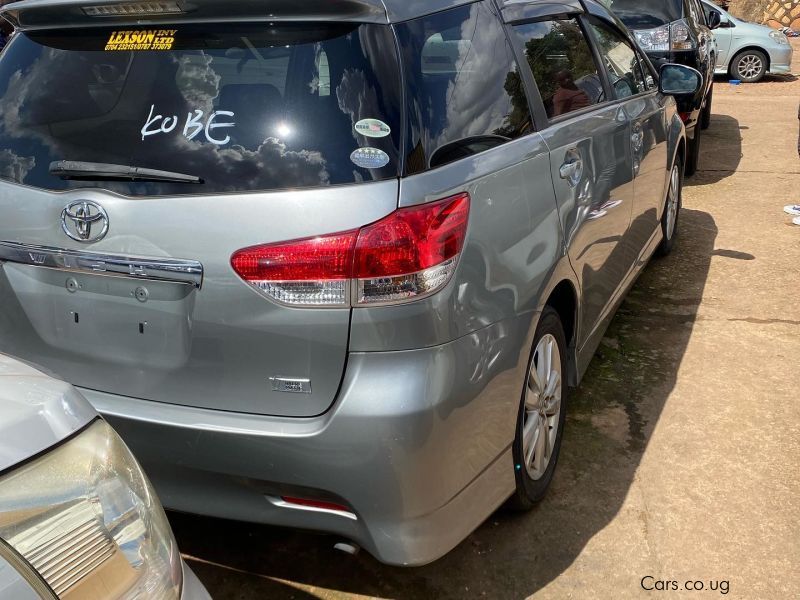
[
  {"left": 729, "top": 46, "right": 770, "bottom": 73},
  {"left": 537, "top": 275, "right": 580, "bottom": 387},
  {"left": 674, "top": 135, "right": 686, "bottom": 170}
]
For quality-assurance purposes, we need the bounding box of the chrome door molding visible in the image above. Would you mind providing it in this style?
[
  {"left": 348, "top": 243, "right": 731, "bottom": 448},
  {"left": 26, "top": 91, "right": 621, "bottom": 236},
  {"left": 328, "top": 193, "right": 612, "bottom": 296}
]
[{"left": 0, "top": 241, "right": 203, "bottom": 288}]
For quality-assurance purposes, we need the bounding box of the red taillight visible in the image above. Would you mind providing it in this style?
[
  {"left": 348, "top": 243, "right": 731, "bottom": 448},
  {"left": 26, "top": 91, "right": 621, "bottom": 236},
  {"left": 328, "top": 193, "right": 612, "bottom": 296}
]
[
  {"left": 354, "top": 193, "right": 469, "bottom": 278},
  {"left": 231, "top": 231, "right": 357, "bottom": 282},
  {"left": 231, "top": 193, "right": 470, "bottom": 307},
  {"left": 679, "top": 112, "right": 691, "bottom": 123}
]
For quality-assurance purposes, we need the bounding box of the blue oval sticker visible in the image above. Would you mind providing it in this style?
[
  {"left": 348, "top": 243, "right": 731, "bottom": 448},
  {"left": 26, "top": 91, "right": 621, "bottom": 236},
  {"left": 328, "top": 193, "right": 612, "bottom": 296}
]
[{"left": 350, "top": 147, "right": 390, "bottom": 170}]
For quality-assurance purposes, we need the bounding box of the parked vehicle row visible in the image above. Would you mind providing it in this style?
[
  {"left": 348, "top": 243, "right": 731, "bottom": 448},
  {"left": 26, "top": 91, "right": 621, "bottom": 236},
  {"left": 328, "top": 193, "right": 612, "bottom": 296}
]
[
  {"left": 605, "top": 0, "right": 720, "bottom": 176},
  {"left": 0, "top": 0, "right": 702, "bottom": 572},
  {"left": 0, "top": 0, "right": 782, "bottom": 592}
]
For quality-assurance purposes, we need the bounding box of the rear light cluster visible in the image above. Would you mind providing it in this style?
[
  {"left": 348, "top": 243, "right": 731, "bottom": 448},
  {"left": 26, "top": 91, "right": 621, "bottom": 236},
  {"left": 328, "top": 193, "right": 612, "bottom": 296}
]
[
  {"left": 634, "top": 19, "right": 694, "bottom": 53},
  {"left": 231, "top": 193, "right": 470, "bottom": 307}
]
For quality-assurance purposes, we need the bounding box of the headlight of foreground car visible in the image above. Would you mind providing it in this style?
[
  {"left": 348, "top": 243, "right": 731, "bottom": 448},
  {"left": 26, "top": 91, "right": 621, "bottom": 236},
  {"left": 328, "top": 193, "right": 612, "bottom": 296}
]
[
  {"left": 769, "top": 30, "right": 789, "bottom": 45},
  {"left": 0, "top": 420, "right": 181, "bottom": 599}
]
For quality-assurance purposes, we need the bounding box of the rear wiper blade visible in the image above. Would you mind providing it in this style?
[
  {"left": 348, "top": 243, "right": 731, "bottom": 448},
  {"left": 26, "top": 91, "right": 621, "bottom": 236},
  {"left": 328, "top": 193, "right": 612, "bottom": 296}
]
[{"left": 49, "top": 161, "right": 203, "bottom": 184}]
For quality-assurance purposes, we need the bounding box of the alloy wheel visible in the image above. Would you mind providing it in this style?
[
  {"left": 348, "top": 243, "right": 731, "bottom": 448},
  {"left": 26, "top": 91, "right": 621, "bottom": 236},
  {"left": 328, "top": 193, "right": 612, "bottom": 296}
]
[
  {"left": 522, "top": 334, "right": 562, "bottom": 480},
  {"left": 737, "top": 54, "right": 763, "bottom": 80}
]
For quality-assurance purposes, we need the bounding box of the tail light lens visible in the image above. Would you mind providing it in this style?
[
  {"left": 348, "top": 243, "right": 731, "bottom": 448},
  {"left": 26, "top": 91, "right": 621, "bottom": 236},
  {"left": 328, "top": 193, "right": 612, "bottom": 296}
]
[
  {"left": 670, "top": 19, "right": 694, "bottom": 51},
  {"left": 230, "top": 232, "right": 357, "bottom": 306},
  {"left": 634, "top": 25, "right": 670, "bottom": 52},
  {"left": 231, "top": 193, "right": 470, "bottom": 307},
  {"left": 634, "top": 19, "right": 694, "bottom": 52},
  {"left": 354, "top": 193, "right": 469, "bottom": 304}
]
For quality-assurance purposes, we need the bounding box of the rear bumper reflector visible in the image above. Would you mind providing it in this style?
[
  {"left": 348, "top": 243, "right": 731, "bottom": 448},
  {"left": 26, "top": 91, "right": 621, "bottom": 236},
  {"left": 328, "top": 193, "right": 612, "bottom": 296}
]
[{"left": 267, "top": 496, "right": 357, "bottom": 521}]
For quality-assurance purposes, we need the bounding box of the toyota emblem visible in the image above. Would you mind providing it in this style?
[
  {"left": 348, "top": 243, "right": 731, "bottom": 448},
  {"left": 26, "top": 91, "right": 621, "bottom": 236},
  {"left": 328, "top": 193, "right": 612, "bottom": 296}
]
[{"left": 61, "top": 200, "right": 109, "bottom": 243}]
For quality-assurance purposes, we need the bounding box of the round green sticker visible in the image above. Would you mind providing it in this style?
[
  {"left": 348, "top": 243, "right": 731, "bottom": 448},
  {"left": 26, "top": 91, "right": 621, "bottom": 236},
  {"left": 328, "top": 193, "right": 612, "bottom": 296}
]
[{"left": 355, "top": 119, "right": 391, "bottom": 139}]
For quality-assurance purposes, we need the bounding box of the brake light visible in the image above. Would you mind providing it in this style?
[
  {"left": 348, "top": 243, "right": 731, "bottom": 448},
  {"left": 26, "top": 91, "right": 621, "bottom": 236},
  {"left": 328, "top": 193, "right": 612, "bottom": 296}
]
[
  {"left": 679, "top": 112, "right": 691, "bottom": 123},
  {"left": 231, "top": 193, "right": 470, "bottom": 307},
  {"left": 82, "top": 2, "right": 183, "bottom": 16},
  {"left": 634, "top": 19, "right": 695, "bottom": 53},
  {"left": 354, "top": 193, "right": 469, "bottom": 304},
  {"left": 670, "top": 19, "right": 694, "bottom": 51},
  {"left": 634, "top": 25, "right": 670, "bottom": 52},
  {"left": 230, "top": 231, "right": 357, "bottom": 306}
]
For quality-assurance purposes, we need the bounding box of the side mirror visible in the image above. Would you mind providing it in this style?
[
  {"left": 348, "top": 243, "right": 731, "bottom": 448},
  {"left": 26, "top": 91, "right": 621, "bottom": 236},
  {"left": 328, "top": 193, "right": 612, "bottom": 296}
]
[
  {"left": 659, "top": 64, "right": 703, "bottom": 97},
  {"left": 707, "top": 10, "right": 722, "bottom": 30}
]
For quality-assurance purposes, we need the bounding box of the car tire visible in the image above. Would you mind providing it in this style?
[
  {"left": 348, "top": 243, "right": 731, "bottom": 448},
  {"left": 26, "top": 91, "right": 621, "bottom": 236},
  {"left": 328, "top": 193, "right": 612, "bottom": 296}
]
[
  {"left": 509, "top": 307, "right": 568, "bottom": 510},
  {"left": 700, "top": 85, "right": 712, "bottom": 130},
  {"left": 730, "top": 50, "right": 768, "bottom": 83},
  {"left": 685, "top": 125, "right": 701, "bottom": 177},
  {"left": 656, "top": 154, "right": 683, "bottom": 257}
]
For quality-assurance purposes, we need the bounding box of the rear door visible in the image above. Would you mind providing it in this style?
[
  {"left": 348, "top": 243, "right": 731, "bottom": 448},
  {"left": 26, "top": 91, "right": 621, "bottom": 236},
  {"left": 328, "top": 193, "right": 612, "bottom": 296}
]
[
  {"left": 0, "top": 22, "right": 403, "bottom": 417},
  {"left": 585, "top": 16, "right": 670, "bottom": 258},
  {"left": 509, "top": 15, "right": 637, "bottom": 347}
]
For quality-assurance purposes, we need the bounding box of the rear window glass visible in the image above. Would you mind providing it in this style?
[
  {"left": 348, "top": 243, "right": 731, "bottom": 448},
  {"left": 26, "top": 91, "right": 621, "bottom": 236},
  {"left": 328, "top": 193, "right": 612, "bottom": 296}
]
[
  {"left": 395, "top": 2, "right": 533, "bottom": 174},
  {"left": 0, "top": 24, "right": 402, "bottom": 196},
  {"left": 604, "top": 0, "right": 684, "bottom": 29}
]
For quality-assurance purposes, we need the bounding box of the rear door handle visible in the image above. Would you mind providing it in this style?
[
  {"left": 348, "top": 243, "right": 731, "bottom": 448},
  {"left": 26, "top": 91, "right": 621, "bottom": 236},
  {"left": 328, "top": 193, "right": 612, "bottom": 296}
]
[
  {"left": 559, "top": 151, "right": 583, "bottom": 187},
  {"left": 0, "top": 241, "right": 204, "bottom": 288}
]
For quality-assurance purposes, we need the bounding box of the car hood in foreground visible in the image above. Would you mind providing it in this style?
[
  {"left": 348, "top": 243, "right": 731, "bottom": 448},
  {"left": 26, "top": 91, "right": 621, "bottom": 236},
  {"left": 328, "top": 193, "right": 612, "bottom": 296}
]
[{"left": 0, "top": 353, "right": 96, "bottom": 473}]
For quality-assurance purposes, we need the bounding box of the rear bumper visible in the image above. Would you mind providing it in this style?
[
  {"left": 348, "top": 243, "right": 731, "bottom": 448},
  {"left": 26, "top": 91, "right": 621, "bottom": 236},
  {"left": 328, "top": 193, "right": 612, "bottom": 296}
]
[{"left": 84, "top": 317, "right": 529, "bottom": 566}]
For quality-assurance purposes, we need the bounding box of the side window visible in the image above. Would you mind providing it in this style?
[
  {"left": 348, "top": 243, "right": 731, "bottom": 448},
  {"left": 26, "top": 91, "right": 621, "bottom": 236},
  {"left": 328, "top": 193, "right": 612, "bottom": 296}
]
[
  {"left": 511, "top": 19, "right": 604, "bottom": 120},
  {"left": 395, "top": 2, "right": 533, "bottom": 174},
  {"left": 586, "top": 19, "right": 647, "bottom": 99}
]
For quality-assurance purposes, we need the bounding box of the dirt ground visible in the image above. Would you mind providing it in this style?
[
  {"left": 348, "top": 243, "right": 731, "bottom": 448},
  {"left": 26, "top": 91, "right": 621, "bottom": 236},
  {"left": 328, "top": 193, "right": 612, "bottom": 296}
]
[{"left": 170, "top": 43, "right": 800, "bottom": 600}]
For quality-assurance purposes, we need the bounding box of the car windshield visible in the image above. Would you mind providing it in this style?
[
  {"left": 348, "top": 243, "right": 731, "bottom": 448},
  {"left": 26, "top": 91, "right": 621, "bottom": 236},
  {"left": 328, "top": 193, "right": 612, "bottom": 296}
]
[
  {"left": 0, "top": 24, "right": 402, "bottom": 196},
  {"left": 605, "top": 0, "right": 684, "bottom": 29}
]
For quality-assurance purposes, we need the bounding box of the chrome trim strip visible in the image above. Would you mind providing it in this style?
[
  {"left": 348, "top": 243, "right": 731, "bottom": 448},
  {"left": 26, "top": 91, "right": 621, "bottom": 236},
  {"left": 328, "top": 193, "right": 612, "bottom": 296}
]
[{"left": 0, "top": 241, "right": 203, "bottom": 288}]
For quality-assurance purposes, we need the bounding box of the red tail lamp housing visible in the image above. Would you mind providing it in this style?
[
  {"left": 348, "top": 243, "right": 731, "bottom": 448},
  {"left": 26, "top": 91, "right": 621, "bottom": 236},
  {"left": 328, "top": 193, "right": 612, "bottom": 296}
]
[{"left": 231, "top": 193, "right": 470, "bottom": 307}]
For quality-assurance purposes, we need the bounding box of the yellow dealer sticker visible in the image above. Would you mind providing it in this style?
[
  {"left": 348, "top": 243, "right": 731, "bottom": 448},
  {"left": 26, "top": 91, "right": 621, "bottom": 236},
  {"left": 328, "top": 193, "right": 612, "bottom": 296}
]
[{"left": 105, "top": 29, "right": 177, "bottom": 51}]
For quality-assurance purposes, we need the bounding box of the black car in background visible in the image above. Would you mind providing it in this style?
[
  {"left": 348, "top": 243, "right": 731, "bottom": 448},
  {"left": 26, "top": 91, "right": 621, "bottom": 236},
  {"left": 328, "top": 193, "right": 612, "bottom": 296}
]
[{"left": 605, "top": 0, "right": 720, "bottom": 175}]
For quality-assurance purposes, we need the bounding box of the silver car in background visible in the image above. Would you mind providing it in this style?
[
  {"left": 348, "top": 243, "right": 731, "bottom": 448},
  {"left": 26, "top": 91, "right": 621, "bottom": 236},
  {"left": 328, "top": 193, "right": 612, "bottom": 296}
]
[
  {"left": 0, "top": 354, "right": 209, "bottom": 599},
  {"left": 0, "top": 0, "right": 700, "bottom": 566},
  {"left": 702, "top": 0, "right": 793, "bottom": 82}
]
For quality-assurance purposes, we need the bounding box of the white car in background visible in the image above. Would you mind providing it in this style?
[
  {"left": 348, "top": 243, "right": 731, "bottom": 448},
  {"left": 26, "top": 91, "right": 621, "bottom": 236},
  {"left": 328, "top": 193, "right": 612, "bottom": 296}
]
[
  {"left": 702, "top": 0, "right": 793, "bottom": 82},
  {"left": 0, "top": 354, "right": 209, "bottom": 600}
]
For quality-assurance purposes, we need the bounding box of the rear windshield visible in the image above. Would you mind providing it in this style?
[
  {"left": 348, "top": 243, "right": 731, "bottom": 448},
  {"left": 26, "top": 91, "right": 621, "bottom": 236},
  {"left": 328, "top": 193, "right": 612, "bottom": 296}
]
[
  {"left": 0, "top": 24, "right": 402, "bottom": 196},
  {"left": 605, "top": 0, "right": 684, "bottom": 29}
]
